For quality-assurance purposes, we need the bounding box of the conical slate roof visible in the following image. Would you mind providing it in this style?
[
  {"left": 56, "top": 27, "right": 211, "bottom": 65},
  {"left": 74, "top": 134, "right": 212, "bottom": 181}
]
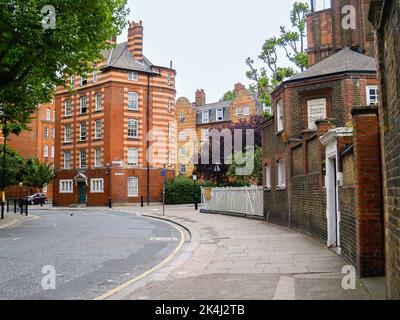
[{"left": 289, "top": 47, "right": 376, "bottom": 82}]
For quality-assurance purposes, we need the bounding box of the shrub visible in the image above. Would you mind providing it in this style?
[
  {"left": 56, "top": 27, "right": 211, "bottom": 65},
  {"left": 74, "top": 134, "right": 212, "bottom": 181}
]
[{"left": 165, "top": 176, "right": 216, "bottom": 205}]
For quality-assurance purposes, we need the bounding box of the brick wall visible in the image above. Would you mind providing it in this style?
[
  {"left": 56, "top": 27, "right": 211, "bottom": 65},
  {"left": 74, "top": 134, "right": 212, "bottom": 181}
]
[
  {"left": 369, "top": 0, "right": 400, "bottom": 298},
  {"left": 340, "top": 147, "right": 357, "bottom": 268},
  {"left": 262, "top": 118, "right": 289, "bottom": 225}
]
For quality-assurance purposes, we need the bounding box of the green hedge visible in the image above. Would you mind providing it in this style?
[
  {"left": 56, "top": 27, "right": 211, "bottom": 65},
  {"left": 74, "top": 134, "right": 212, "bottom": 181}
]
[{"left": 165, "top": 176, "right": 215, "bottom": 205}]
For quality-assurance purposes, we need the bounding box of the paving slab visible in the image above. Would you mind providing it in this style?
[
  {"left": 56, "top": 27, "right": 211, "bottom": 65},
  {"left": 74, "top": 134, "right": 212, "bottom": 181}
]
[{"left": 112, "top": 205, "right": 372, "bottom": 300}]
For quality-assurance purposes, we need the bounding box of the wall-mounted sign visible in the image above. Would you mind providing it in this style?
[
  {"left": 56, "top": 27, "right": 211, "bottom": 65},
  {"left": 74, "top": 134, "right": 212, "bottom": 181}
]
[
  {"left": 307, "top": 98, "right": 327, "bottom": 130},
  {"left": 112, "top": 160, "right": 123, "bottom": 167},
  {"left": 115, "top": 173, "right": 124, "bottom": 176}
]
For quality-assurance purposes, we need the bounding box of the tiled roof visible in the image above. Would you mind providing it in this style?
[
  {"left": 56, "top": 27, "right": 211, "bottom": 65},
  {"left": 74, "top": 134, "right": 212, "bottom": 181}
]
[
  {"left": 101, "top": 42, "right": 153, "bottom": 72},
  {"left": 289, "top": 47, "right": 377, "bottom": 82},
  {"left": 196, "top": 101, "right": 232, "bottom": 124}
]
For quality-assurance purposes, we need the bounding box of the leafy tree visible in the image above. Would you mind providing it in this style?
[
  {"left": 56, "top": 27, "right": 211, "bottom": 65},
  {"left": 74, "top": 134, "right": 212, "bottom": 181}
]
[
  {"left": 221, "top": 90, "right": 235, "bottom": 101},
  {"left": 0, "top": 145, "right": 25, "bottom": 187},
  {"left": 246, "top": 1, "right": 310, "bottom": 106},
  {"left": 23, "top": 157, "right": 54, "bottom": 191},
  {"left": 0, "top": 0, "right": 129, "bottom": 132},
  {"left": 227, "top": 146, "right": 263, "bottom": 186},
  {"left": 195, "top": 115, "right": 265, "bottom": 184}
]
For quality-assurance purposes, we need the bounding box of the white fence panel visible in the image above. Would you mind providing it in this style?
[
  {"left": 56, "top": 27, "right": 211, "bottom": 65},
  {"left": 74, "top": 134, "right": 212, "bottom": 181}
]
[{"left": 202, "top": 186, "right": 264, "bottom": 217}]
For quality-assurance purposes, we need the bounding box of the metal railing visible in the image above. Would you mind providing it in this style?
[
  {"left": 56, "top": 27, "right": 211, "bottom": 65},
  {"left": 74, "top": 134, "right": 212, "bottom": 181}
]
[{"left": 201, "top": 186, "right": 264, "bottom": 218}]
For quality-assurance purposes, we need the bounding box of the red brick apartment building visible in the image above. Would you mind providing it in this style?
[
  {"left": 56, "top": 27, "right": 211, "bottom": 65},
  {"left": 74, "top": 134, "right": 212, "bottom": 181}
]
[
  {"left": 175, "top": 83, "right": 263, "bottom": 177},
  {"left": 7, "top": 102, "right": 56, "bottom": 200},
  {"left": 262, "top": 0, "right": 386, "bottom": 279},
  {"left": 369, "top": 0, "right": 400, "bottom": 300},
  {"left": 53, "top": 21, "right": 176, "bottom": 206}
]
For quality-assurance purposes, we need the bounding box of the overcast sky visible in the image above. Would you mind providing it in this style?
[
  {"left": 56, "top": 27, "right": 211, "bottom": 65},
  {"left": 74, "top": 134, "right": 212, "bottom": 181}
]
[{"left": 118, "top": 0, "right": 301, "bottom": 103}]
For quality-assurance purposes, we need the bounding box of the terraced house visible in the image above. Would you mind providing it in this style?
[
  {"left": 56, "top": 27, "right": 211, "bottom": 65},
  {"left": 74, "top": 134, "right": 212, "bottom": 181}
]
[
  {"left": 53, "top": 21, "right": 176, "bottom": 206},
  {"left": 175, "top": 83, "right": 264, "bottom": 177}
]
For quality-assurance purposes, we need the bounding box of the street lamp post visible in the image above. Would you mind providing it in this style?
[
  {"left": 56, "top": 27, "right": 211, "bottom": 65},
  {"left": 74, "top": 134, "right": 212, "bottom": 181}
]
[
  {"left": 0, "top": 114, "right": 10, "bottom": 220},
  {"left": 19, "top": 182, "right": 23, "bottom": 199},
  {"left": 106, "top": 163, "right": 112, "bottom": 208},
  {"left": 193, "top": 173, "right": 198, "bottom": 211}
]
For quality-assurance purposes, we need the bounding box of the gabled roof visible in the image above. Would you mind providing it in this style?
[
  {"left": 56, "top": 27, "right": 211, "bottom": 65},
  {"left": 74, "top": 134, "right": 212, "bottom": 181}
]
[
  {"left": 101, "top": 42, "right": 153, "bottom": 73},
  {"left": 289, "top": 47, "right": 376, "bottom": 82}
]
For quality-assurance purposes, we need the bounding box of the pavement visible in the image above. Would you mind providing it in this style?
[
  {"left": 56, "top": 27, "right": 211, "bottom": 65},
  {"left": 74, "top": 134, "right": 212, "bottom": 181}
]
[
  {"left": 109, "top": 204, "right": 372, "bottom": 300},
  {"left": 0, "top": 208, "right": 181, "bottom": 300},
  {"left": 0, "top": 212, "right": 37, "bottom": 230}
]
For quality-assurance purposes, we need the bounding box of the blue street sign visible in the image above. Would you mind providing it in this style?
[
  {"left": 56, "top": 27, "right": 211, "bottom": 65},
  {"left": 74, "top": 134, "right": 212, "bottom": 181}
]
[{"left": 161, "top": 169, "right": 166, "bottom": 177}]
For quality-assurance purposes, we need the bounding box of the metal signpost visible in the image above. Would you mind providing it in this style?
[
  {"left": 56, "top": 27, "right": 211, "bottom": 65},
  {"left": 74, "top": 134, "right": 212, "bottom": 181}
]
[{"left": 161, "top": 167, "right": 166, "bottom": 216}]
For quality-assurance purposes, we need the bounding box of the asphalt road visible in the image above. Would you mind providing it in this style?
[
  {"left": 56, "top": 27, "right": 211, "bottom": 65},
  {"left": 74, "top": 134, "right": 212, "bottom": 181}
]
[{"left": 0, "top": 209, "right": 181, "bottom": 300}]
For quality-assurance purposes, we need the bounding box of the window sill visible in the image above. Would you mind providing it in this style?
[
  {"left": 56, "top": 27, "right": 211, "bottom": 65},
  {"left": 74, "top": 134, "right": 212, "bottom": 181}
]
[
  {"left": 264, "top": 188, "right": 272, "bottom": 192},
  {"left": 127, "top": 108, "right": 139, "bottom": 112},
  {"left": 276, "top": 186, "right": 286, "bottom": 191}
]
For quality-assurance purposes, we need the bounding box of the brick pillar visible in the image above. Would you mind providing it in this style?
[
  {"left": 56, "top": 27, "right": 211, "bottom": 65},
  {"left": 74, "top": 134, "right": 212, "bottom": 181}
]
[{"left": 351, "top": 106, "right": 385, "bottom": 277}]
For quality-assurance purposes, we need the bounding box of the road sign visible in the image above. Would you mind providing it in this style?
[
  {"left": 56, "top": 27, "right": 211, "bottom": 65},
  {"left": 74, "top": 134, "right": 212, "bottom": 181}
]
[{"left": 161, "top": 169, "right": 166, "bottom": 177}]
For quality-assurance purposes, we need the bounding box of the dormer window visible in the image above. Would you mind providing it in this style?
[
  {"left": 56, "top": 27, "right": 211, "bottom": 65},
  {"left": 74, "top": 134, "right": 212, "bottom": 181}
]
[
  {"left": 216, "top": 108, "right": 224, "bottom": 122},
  {"left": 311, "top": 0, "right": 331, "bottom": 12},
  {"left": 80, "top": 75, "right": 87, "bottom": 86},
  {"left": 202, "top": 110, "right": 209, "bottom": 124}
]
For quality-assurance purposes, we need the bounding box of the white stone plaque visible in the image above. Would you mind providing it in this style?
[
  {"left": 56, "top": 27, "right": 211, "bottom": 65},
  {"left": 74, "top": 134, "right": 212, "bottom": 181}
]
[{"left": 307, "top": 98, "right": 327, "bottom": 130}]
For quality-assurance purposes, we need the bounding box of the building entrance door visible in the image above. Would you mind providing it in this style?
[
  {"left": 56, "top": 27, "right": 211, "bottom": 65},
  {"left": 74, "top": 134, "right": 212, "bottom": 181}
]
[
  {"left": 78, "top": 182, "right": 86, "bottom": 204},
  {"left": 326, "top": 155, "right": 340, "bottom": 249}
]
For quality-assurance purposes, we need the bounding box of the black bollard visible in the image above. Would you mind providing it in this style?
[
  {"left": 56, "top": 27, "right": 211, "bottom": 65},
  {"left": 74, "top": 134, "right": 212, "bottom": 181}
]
[
  {"left": 1, "top": 202, "right": 4, "bottom": 220},
  {"left": 141, "top": 196, "right": 144, "bottom": 208},
  {"left": 6, "top": 198, "right": 9, "bottom": 213},
  {"left": 20, "top": 200, "right": 23, "bottom": 215},
  {"left": 25, "top": 200, "right": 28, "bottom": 216},
  {"left": 14, "top": 199, "right": 17, "bottom": 214}
]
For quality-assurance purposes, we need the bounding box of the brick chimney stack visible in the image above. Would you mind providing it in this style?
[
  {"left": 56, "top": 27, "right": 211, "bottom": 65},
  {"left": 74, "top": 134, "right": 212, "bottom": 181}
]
[
  {"left": 234, "top": 83, "right": 246, "bottom": 94},
  {"left": 195, "top": 89, "right": 206, "bottom": 107},
  {"left": 128, "top": 21, "right": 144, "bottom": 62}
]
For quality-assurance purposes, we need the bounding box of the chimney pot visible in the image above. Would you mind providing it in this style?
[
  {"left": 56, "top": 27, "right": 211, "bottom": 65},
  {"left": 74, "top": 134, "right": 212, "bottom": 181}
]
[{"left": 195, "top": 89, "right": 206, "bottom": 107}]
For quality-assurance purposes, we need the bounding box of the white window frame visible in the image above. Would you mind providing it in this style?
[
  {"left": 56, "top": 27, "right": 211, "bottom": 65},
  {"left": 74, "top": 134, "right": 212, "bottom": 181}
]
[
  {"left": 80, "top": 96, "right": 87, "bottom": 114},
  {"left": 70, "top": 74, "right": 75, "bottom": 87},
  {"left": 127, "top": 177, "right": 139, "bottom": 197},
  {"left": 277, "top": 159, "right": 286, "bottom": 189},
  {"left": 265, "top": 165, "right": 271, "bottom": 190},
  {"left": 128, "top": 92, "right": 139, "bottom": 110},
  {"left": 43, "top": 184, "right": 48, "bottom": 193},
  {"left": 94, "top": 148, "right": 102, "bottom": 168},
  {"left": 95, "top": 93, "right": 102, "bottom": 111},
  {"left": 179, "top": 147, "right": 186, "bottom": 157},
  {"left": 90, "top": 178, "right": 104, "bottom": 193},
  {"left": 179, "top": 131, "right": 186, "bottom": 140},
  {"left": 80, "top": 122, "right": 87, "bottom": 141},
  {"left": 127, "top": 148, "right": 138, "bottom": 166},
  {"left": 236, "top": 107, "right": 244, "bottom": 117},
  {"left": 52, "top": 128, "right": 55, "bottom": 139},
  {"left": 51, "top": 145, "right": 54, "bottom": 159},
  {"left": 202, "top": 110, "right": 209, "bottom": 124},
  {"left": 65, "top": 100, "right": 72, "bottom": 117},
  {"left": 366, "top": 85, "right": 379, "bottom": 105},
  {"left": 80, "top": 75, "right": 87, "bottom": 87},
  {"left": 243, "top": 106, "right": 250, "bottom": 116},
  {"left": 64, "top": 152, "right": 72, "bottom": 169},
  {"left": 276, "top": 100, "right": 284, "bottom": 133},
  {"left": 46, "top": 109, "right": 51, "bottom": 121},
  {"left": 60, "top": 180, "right": 73, "bottom": 193},
  {"left": 180, "top": 164, "right": 186, "bottom": 174},
  {"left": 64, "top": 125, "right": 72, "bottom": 143},
  {"left": 216, "top": 108, "right": 224, "bottom": 122},
  {"left": 44, "top": 145, "right": 49, "bottom": 158},
  {"left": 93, "top": 69, "right": 98, "bottom": 83},
  {"left": 80, "top": 150, "right": 87, "bottom": 168},
  {"left": 44, "top": 127, "right": 49, "bottom": 139},
  {"left": 95, "top": 120, "right": 102, "bottom": 139},
  {"left": 128, "top": 71, "right": 138, "bottom": 81},
  {"left": 180, "top": 113, "right": 186, "bottom": 122},
  {"left": 128, "top": 119, "right": 138, "bottom": 138}
]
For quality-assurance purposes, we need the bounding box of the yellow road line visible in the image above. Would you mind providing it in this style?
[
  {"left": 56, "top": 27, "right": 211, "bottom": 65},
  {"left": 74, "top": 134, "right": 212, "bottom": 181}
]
[{"left": 94, "top": 216, "right": 185, "bottom": 300}]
